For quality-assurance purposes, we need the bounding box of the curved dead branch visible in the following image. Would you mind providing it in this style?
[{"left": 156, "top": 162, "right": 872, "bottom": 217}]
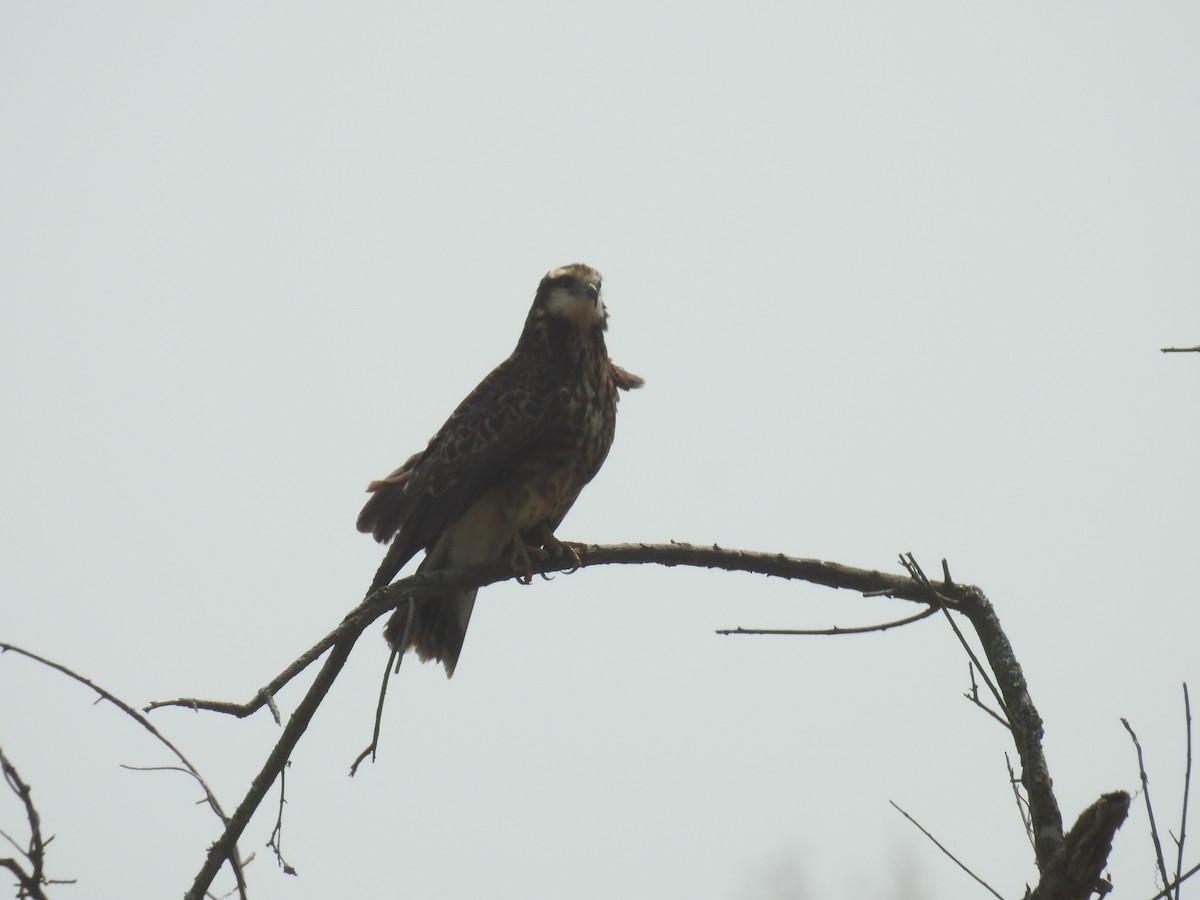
[{"left": 147, "top": 541, "right": 1120, "bottom": 900}]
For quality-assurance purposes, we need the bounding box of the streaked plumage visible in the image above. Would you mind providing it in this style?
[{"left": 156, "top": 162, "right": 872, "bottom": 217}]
[{"left": 357, "top": 264, "right": 643, "bottom": 676}]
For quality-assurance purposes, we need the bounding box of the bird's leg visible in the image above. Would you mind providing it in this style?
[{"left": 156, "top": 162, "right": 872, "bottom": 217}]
[
  {"left": 532, "top": 523, "right": 582, "bottom": 572},
  {"left": 505, "top": 524, "right": 545, "bottom": 585},
  {"left": 507, "top": 539, "right": 536, "bottom": 585},
  {"left": 506, "top": 524, "right": 583, "bottom": 584}
]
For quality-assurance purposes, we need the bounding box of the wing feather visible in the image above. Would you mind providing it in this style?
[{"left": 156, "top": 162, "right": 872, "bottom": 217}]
[{"left": 356, "top": 351, "right": 556, "bottom": 586}]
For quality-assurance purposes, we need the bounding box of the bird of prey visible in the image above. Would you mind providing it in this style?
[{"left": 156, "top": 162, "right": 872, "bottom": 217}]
[{"left": 357, "top": 263, "right": 643, "bottom": 677}]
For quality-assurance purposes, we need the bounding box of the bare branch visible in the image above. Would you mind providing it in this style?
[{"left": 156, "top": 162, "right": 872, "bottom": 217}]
[
  {"left": 716, "top": 604, "right": 937, "bottom": 636},
  {"left": 265, "top": 763, "right": 296, "bottom": 876},
  {"left": 350, "top": 648, "right": 401, "bottom": 777},
  {"left": 1177, "top": 684, "right": 1193, "bottom": 900},
  {"left": 1125, "top": 717, "right": 1172, "bottom": 894},
  {"left": 964, "top": 662, "right": 1012, "bottom": 730},
  {"left": 0, "top": 643, "right": 246, "bottom": 899},
  {"left": 1160, "top": 346, "right": 1200, "bottom": 353},
  {"left": 899, "top": 554, "right": 1009, "bottom": 723},
  {"left": 154, "top": 542, "right": 972, "bottom": 720},
  {"left": 171, "top": 541, "right": 1116, "bottom": 898},
  {"left": 185, "top": 632, "right": 359, "bottom": 900},
  {"left": 949, "top": 583, "right": 1066, "bottom": 873},
  {"left": 1006, "top": 752, "right": 1036, "bottom": 852},
  {"left": 0, "top": 744, "right": 54, "bottom": 900},
  {"left": 889, "top": 800, "right": 1004, "bottom": 899},
  {"left": 184, "top": 541, "right": 985, "bottom": 898},
  {"left": 146, "top": 641, "right": 333, "bottom": 721}
]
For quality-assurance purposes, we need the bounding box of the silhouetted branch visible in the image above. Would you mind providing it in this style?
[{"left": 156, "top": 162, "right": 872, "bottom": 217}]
[
  {"left": 154, "top": 541, "right": 966, "bottom": 722},
  {"left": 908, "top": 557, "right": 1009, "bottom": 719},
  {"left": 0, "top": 744, "right": 63, "bottom": 900},
  {"left": 1177, "top": 684, "right": 1193, "bottom": 900},
  {"left": 350, "top": 648, "right": 402, "bottom": 777},
  {"left": 951, "top": 582, "right": 1066, "bottom": 873},
  {"left": 0, "top": 643, "right": 245, "bottom": 899},
  {"left": 184, "top": 631, "right": 358, "bottom": 900},
  {"left": 715, "top": 604, "right": 937, "bottom": 636},
  {"left": 889, "top": 800, "right": 1003, "bottom": 899},
  {"left": 966, "top": 663, "right": 1011, "bottom": 730},
  {"left": 181, "top": 541, "right": 983, "bottom": 897},
  {"left": 172, "top": 541, "right": 1132, "bottom": 898},
  {"left": 1007, "top": 752, "right": 1036, "bottom": 852},
  {"left": 1126, "top": 717, "right": 1172, "bottom": 894},
  {"left": 265, "top": 763, "right": 295, "bottom": 877},
  {"left": 730, "top": 548, "right": 1113, "bottom": 889},
  {"left": 1160, "top": 346, "right": 1200, "bottom": 353}
]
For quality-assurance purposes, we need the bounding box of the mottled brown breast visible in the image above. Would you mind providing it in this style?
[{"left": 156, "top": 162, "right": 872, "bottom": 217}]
[{"left": 498, "top": 328, "right": 620, "bottom": 536}]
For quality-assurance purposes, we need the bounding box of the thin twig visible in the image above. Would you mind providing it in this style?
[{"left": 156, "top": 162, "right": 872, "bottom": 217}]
[
  {"left": 350, "top": 647, "right": 401, "bottom": 777},
  {"left": 0, "top": 745, "right": 52, "bottom": 899},
  {"left": 964, "top": 662, "right": 1012, "bottom": 729},
  {"left": 1151, "top": 859, "right": 1200, "bottom": 900},
  {"left": 1161, "top": 346, "right": 1200, "bottom": 353},
  {"left": 266, "top": 762, "right": 295, "bottom": 876},
  {"left": 146, "top": 639, "right": 342, "bottom": 720},
  {"left": 1124, "top": 717, "right": 1172, "bottom": 894},
  {"left": 716, "top": 605, "right": 937, "bottom": 636},
  {"left": 899, "top": 554, "right": 1010, "bottom": 725},
  {"left": 1177, "top": 684, "right": 1193, "bottom": 900},
  {"left": 889, "top": 800, "right": 1004, "bottom": 900},
  {"left": 1005, "top": 752, "right": 1035, "bottom": 851}
]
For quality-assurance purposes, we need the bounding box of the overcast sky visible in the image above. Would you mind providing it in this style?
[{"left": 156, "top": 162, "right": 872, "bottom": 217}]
[{"left": 3, "top": 4, "right": 1198, "bottom": 899}]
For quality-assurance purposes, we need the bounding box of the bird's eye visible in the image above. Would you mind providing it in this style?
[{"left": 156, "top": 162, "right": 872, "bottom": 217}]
[{"left": 585, "top": 283, "right": 600, "bottom": 300}]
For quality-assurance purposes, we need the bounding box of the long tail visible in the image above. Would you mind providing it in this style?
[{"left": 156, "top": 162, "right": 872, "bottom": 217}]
[
  {"left": 383, "top": 580, "right": 477, "bottom": 679},
  {"left": 369, "top": 490, "right": 509, "bottom": 678}
]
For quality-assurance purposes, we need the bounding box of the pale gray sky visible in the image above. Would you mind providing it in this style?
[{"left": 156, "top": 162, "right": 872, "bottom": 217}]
[{"left": 3, "top": 4, "right": 1198, "bottom": 899}]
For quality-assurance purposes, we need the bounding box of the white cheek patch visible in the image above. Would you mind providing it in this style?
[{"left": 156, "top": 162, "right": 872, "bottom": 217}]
[
  {"left": 545, "top": 287, "right": 575, "bottom": 315},
  {"left": 546, "top": 287, "right": 606, "bottom": 323}
]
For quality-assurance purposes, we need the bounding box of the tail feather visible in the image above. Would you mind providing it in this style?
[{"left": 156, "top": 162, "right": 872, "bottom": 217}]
[
  {"left": 384, "top": 588, "right": 477, "bottom": 678},
  {"left": 369, "top": 487, "right": 509, "bottom": 678}
]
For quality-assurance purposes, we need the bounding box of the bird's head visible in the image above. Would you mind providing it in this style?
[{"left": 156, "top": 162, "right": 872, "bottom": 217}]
[{"left": 535, "top": 263, "right": 606, "bottom": 329}]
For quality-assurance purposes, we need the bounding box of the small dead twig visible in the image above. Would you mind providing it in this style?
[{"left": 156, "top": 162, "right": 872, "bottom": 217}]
[
  {"left": 146, "top": 641, "right": 332, "bottom": 722},
  {"left": 1160, "top": 346, "right": 1200, "bottom": 353},
  {"left": 889, "top": 800, "right": 1004, "bottom": 900},
  {"left": 716, "top": 604, "right": 937, "bottom": 636},
  {"left": 350, "top": 647, "right": 402, "bottom": 777},
  {"left": 899, "top": 554, "right": 1010, "bottom": 728},
  {"left": 265, "top": 763, "right": 296, "bottom": 876},
  {"left": 964, "top": 662, "right": 1011, "bottom": 730},
  {"left": 350, "top": 599, "right": 413, "bottom": 776},
  {"left": 1006, "top": 752, "right": 1035, "bottom": 851},
  {"left": 1124, "top": 717, "right": 1172, "bottom": 895}
]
